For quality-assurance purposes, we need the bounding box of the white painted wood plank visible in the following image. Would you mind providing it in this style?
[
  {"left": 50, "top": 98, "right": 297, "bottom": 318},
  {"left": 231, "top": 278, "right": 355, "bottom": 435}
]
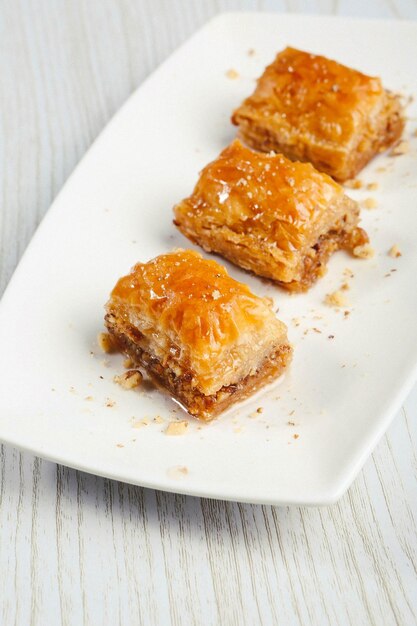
[{"left": 1, "top": 1, "right": 417, "bottom": 625}]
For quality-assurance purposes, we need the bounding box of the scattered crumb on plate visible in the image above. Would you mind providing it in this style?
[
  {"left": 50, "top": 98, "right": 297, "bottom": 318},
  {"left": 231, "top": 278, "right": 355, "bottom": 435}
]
[
  {"left": 153, "top": 415, "right": 165, "bottom": 424},
  {"left": 114, "top": 370, "right": 143, "bottom": 390},
  {"left": 325, "top": 290, "right": 348, "bottom": 307},
  {"left": 353, "top": 243, "right": 375, "bottom": 259},
  {"left": 133, "top": 417, "right": 150, "bottom": 429},
  {"left": 97, "top": 332, "right": 116, "bottom": 353},
  {"left": 388, "top": 244, "right": 402, "bottom": 258},
  {"left": 367, "top": 182, "right": 379, "bottom": 191},
  {"left": 225, "top": 68, "right": 239, "bottom": 79},
  {"left": 391, "top": 141, "right": 409, "bottom": 156},
  {"left": 362, "top": 197, "right": 378, "bottom": 209},
  {"left": 167, "top": 465, "right": 189, "bottom": 479},
  {"left": 344, "top": 178, "right": 362, "bottom": 189},
  {"left": 165, "top": 421, "right": 189, "bottom": 436},
  {"left": 247, "top": 48, "right": 255, "bottom": 56}
]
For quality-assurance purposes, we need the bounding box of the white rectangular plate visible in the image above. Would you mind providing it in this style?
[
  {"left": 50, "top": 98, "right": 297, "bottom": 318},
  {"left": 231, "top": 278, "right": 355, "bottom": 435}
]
[{"left": 0, "top": 13, "right": 416, "bottom": 505}]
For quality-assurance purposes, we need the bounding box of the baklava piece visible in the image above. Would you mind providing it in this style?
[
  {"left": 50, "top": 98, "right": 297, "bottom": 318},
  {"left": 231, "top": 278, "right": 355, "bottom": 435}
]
[
  {"left": 174, "top": 140, "right": 368, "bottom": 291},
  {"left": 232, "top": 47, "right": 404, "bottom": 181},
  {"left": 105, "top": 250, "right": 292, "bottom": 421}
]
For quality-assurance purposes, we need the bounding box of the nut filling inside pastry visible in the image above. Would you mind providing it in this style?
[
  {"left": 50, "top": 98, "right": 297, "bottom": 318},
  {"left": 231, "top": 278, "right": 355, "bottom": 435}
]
[
  {"left": 105, "top": 250, "right": 292, "bottom": 421},
  {"left": 174, "top": 140, "right": 369, "bottom": 292},
  {"left": 231, "top": 47, "right": 404, "bottom": 181}
]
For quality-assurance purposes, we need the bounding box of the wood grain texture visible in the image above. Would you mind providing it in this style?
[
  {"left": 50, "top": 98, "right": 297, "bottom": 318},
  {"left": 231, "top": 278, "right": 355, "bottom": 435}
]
[{"left": 1, "top": 1, "right": 417, "bottom": 625}]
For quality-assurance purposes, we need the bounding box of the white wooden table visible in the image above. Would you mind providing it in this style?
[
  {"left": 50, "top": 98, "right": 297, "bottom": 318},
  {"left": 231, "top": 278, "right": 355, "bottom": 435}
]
[{"left": 1, "top": 1, "right": 417, "bottom": 624}]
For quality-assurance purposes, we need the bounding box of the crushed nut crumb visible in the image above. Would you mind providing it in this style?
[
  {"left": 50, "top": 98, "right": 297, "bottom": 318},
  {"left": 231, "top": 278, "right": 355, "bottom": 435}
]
[
  {"left": 114, "top": 370, "right": 143, "bottom": 390},
  {"left": 353, "top": 244, "right": 375, "bottom": 259},
  {"left": 388, "top": 244, "right": 402, "bottom": 258},
  {"left": 325, "top": 291, "right": 348, "bottom": 307},
  {"left": 165, "top": 421, "right": 189, "bottom": 436}
]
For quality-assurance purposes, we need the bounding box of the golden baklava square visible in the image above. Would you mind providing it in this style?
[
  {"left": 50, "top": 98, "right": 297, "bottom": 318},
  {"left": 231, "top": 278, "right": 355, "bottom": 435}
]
[
  {"left": 232, "top": 47, "right": 404, "bottom": 181},
  {"left": 105, "top": 249, "right": 292, "bottom": 421},
  {"left": 174, "top": 140, "right": 368, "bottom": 291}
]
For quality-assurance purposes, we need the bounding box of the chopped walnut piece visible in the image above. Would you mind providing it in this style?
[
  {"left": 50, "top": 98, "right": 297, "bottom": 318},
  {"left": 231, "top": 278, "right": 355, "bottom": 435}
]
[
  {"left": 362, "top": 197, "right": 378, "bottom": 209},
  {"left": 97, "top": 332, "right": 116, "bottom": 353},
  {"left": 114, "top": 370, "right": 143, "bottom": 390},
  {"left": 226, "top": 68, "right": 239, "bottom": 79},
  {"left": 344, "top": 178, "right": 362, "bottom": 189},
  {"left": 388, "top": 244, "right": 402, "bottom": 258},
  {"left": 325, "top": 291, "right": 348, "bottom": 308},
  {"left": 353, "top": 244, "right": 375, "bottom": 259},
  {"left": 391, "top": 141, "right": 409, "bottom": 156},
  {"left": 165, "top": 421, "right": 189, "bottom": 436}
]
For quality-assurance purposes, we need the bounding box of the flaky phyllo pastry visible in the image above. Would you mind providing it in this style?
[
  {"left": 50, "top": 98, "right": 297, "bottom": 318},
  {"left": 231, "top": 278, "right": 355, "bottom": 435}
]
[
  {"left": 174, "top": 140, "right": 368, "bottom": 291},
  {"left": 232, "top": 47, "right": 404, "bottom": 181},
  {"left": 105, "top": 250, "right": 292, "bottom": 420}
]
